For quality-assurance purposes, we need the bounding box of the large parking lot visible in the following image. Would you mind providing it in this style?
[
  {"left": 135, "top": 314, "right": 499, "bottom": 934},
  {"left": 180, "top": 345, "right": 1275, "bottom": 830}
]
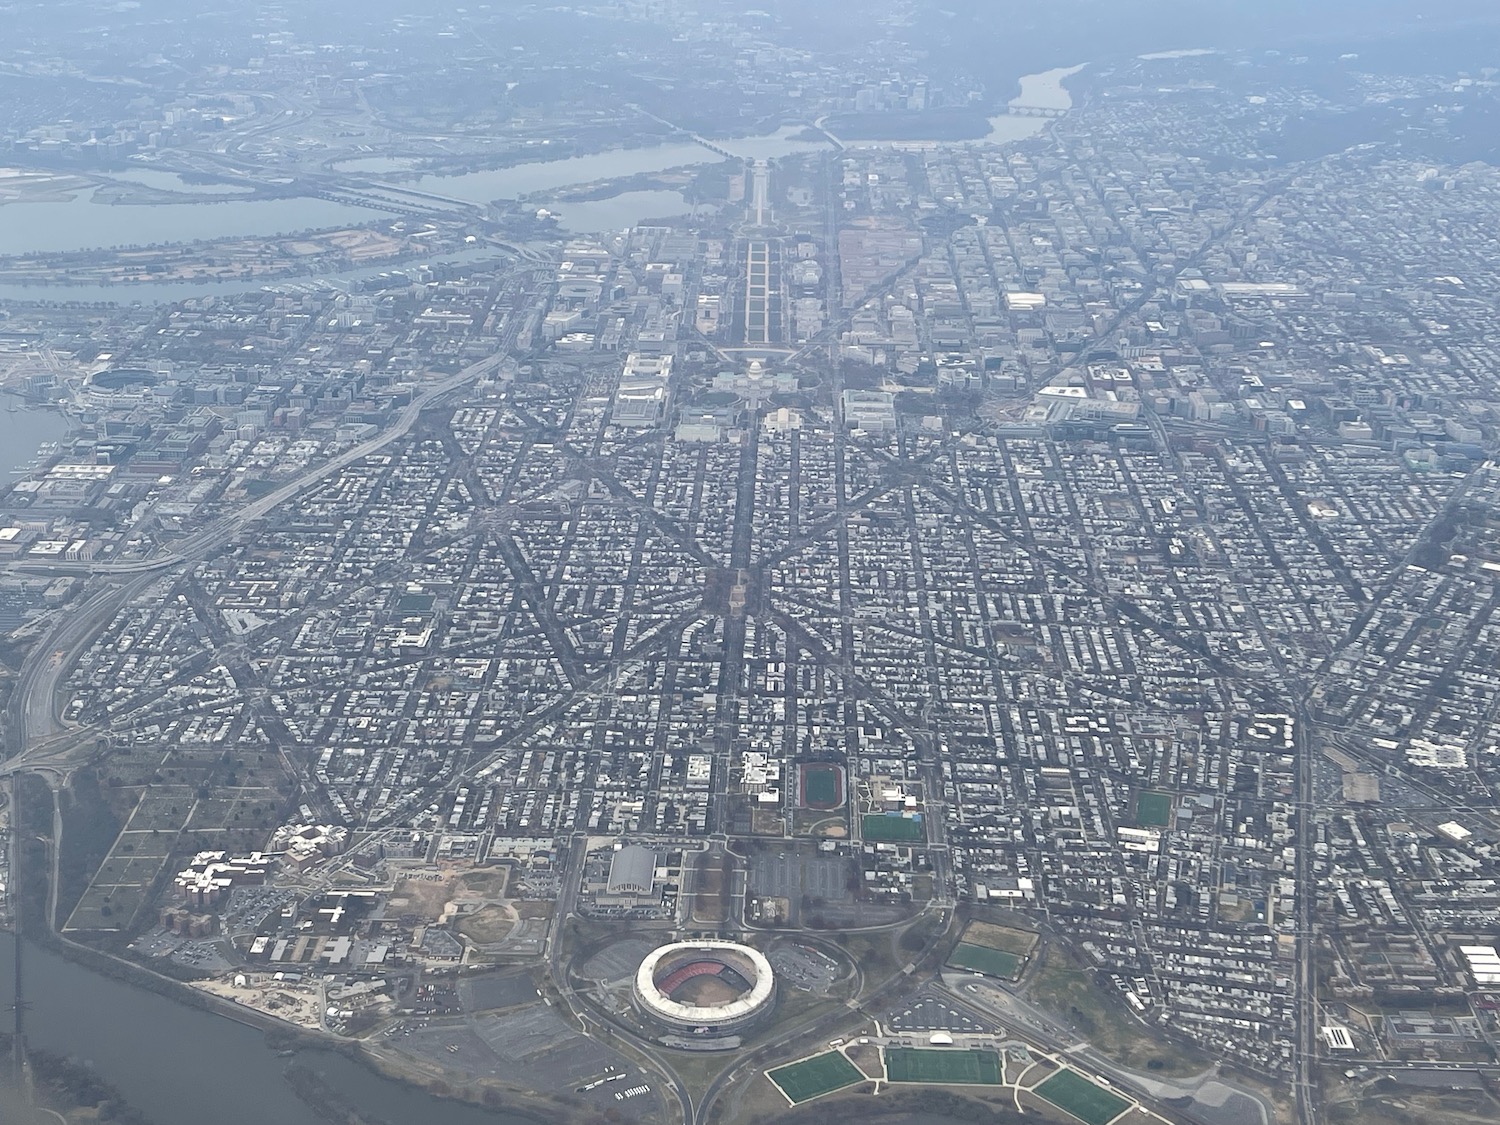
[
  {"left": 749, "top": 852, "right": 852, "bottom": 924},
  {"left": 886, "top": 991, "right": 994, "bottom": 1035},
  {"left": 394, "top": 1002, "right": 665, "bottom": 1123}
]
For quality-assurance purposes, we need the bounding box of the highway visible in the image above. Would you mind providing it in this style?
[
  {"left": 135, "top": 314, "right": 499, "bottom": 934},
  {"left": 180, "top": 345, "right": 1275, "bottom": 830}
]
[
  {"left": 2, "top": 353, "right": 507, "bottom": 782},
  {"left": 694, "top": 909, "right": 948, "bottom": 1125},
  {"left": 4, "top": 356, "right": 507, "bottom": 582},
  {"left": 1292, "top": 700, "right": 1321, "bottom": 1125},
  {"left": 544, "top": 833, "right": 695, "bottom": 1125},
  {"left": 1, "top": 578, "right": 155, "bottom": 775}
]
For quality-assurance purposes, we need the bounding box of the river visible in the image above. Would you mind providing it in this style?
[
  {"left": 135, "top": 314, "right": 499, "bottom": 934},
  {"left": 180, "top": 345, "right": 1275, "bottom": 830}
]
[
  {"left": 1008, "top": 64, "right": 1088, "bottom": 112},
  {"left": 0, "top": 71, "right": 1081, "bottom": 267},
  {"left": 810, "top": 63, "right": 1086, "bottom": 150},
  {"left": 975, "top": 63, "right": 1087, "bottom": 141},
  {"left": 0, "top": 401, "right": 70, "bottom": 478},
  {"left": 0, "top": 66, "right": 1082, "bottom": 304},
  {"left": 0, "top": 125, "right": 829, "bottom": 261},
  {"left": 0, "top": 933, "right": 535, "bottom": 1125},
  {"left": 0, "top": 195, "right": 388, "bottom": 258},
  {"left": 403, "top": 125, "right": 829, "bottom": 205},
  {"left": 0, "top": 246, "right": 515, "bottom": 306},
  {"left": 0, "top": 188, "right": 689, "bottom": 305}
]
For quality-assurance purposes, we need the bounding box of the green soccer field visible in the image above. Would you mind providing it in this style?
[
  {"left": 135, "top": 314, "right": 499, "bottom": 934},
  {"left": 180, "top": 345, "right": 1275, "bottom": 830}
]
[
  {"left": 803, "top": 765, "right": 842, "bottom": 807},
  {"left": 768, "top": 1051, "right": 865, "bottom": 1103},
  {"left": 947, "top": 942, "right": 1022, "bottom": 979},
  {"left": 884, "top": 1048, "right": 1003, "bottom": 1085},
  {"left": 862, "top": 813, "right": 925, "bottom": 842},
  {"left": 1034, "top": 1068, "right": 1132, "bottom": 1125},
  {"left": 1134, "top": 790, "right": 1172, "bottom": 827}
]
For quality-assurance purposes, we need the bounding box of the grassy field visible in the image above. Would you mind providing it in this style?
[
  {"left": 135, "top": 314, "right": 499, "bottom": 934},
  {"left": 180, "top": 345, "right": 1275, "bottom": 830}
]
[
  {"left": 63, "top": 744, "right": 289, "bottom": 934},
  {"left": 947, "top": 942, "right": 1022, "bottom": 979},
  {"left": 846, "top": 1043, "right": 884, "bottom": 1079},
  {"left": 63, "top": 786, "right": 195, "bottom": 933},
  {"left": 963, "top": 920, "right": 1040, "bottom": 955},
  {"left": 1034, "top": 1069, "right": 1132, "bottom": 1125},
  {"left": 1026, "top": 956, "right": 1211, "bottom": 1078},
  {"left": 842, "top": 931, "right": 899, "bottom": 981},
  {"left": 768, "top": 1051, "right": 865, "bottom": 1104},
  {"left": 885, "top": 1048, "right": 1003, "bottom": 1085},
  {"left": 792, "top": 808, "right": 848, "bottom": 838},
  {"left": 1134, "top": 791, "right": 1172, "bottom": 828},
  {"left": 1326, "top": 1089, "right": 1500, "bottom": 1125},
  {"left": 803, "top": 765, "right": 843, "bottom": 808},
  {"left": 863, "top": 813, "right": 924, "bottom": 842}
]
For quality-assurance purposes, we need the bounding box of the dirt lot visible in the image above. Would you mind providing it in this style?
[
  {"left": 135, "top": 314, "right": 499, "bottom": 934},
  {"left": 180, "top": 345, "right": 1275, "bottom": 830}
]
[
  {"left": 457, "top": 905, "right": 516, "bottom": 944},
  {"left": 454, "top": 867, "right": 510, "bottom": 900},
  {"left": 691, "top": 850, "right": 731, "bottom": 925},
  {"left": 963, "top": 920, "right": 1039, "bottom": 956},
  {"left": 389, "top": 872, "right": 455, "bottom": 919}
]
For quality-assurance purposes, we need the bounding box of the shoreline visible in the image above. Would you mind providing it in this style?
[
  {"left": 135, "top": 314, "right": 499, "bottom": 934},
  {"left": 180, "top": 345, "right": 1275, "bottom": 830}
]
[
  {"left": 0, "top": 244, "right": 525, "bottom": 305},
  {"left": 0, "top": 61, "right": 1086, "bottom": 285},
  {"left": 5, "top": 923, "right": 559, "bottom": 1125},
  {"left": 2, "top": 775, "right": 555, "bottom": 1125}
]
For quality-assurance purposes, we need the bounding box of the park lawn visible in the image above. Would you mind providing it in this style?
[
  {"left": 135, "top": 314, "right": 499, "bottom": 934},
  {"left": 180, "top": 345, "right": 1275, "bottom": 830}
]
[
  {"left": 1034, "top": 1068, "right": 1132, "bottom": 1125},
  {"left": 768, "top": 1051, "right": 865, "bottom": 1103},
  {"left": 1026, "top": 957, "right": 1211, "bottom": 1078}
]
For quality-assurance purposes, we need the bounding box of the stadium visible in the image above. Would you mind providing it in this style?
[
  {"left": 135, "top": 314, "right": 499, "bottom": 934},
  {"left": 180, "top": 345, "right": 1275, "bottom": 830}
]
[{"left": 633, "top": 940, "right": 776, "bottom": 1036}]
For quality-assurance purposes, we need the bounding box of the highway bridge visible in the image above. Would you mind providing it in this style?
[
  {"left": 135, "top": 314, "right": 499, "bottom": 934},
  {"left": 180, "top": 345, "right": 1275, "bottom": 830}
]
[{"left": 625, "top": 104, "right": 747, "bottom": 163}]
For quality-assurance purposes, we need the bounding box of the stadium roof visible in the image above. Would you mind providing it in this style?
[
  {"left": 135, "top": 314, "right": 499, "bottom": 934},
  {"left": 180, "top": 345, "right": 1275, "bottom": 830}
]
[
  {"left": 607, "top": 844, "right": 658, "bottom": 895},
  {"left": 636, "top": 941, "right": 775, "bottom": 1024}
]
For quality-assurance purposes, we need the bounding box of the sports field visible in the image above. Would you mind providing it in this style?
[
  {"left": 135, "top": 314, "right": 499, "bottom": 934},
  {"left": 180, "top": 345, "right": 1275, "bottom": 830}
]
[
  {"left": 863, "top": 813, "right": 924, "bottom": 842},
  {"left": 802, "top": 764, "right": 845, "bottom": 809},
  {"left": 1034, "top": 1068, "right": 1132, "bottom": 1125},
  {"left": 947, "top": 942, "right": 1022, "bottom": 979},
  {"left": 885, "top": 1048, "right": 1003, "bottom": 1085},
  {"left": 1134, "top": 791, "right": 1172, "bottom": 828},
  {"left": 768, "top": 1051, "right": 865, "bottom": 1103},
  {"left": 963, "top": 920, "right": 1040, "bottom": 956}
]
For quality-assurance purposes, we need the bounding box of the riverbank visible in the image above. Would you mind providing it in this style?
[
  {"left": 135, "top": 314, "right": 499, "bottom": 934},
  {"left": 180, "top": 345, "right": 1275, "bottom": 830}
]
[
  {"left": 0, "top": 244, "right": 528, "bottom": 305},
  {"left": 0, "top": 774, "right": 553, "bottom": 1125},
  {"left": 0, "top": 928, "right": 557, "bottom": 1125},
  {"left": 0, "top": 62, "right": 1080, "bottom": 287},
  {"left": 0, "top": 219, "right": 479, "bottom": 288},
  {"left": 0, "top": 1031, "right": 153, "bottom": 1125},
  {"left": 0, "top": 399, "right": 72, "bottom": 479}
]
